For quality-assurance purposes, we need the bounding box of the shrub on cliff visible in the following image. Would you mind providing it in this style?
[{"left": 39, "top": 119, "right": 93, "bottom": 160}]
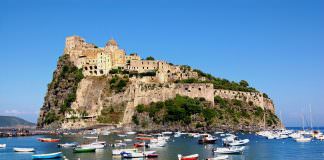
[{"left": 109, "top": 76, "right": 129, "bottom": 93}]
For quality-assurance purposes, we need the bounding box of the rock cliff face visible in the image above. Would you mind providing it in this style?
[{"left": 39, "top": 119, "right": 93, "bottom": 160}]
[{"left": 37, "top": 54, "right": 83, "bottom": 128}]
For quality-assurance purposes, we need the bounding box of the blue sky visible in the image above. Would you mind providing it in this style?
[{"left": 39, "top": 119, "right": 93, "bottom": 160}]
[{"left": 0, "top": 0, "right": 323, "bottom": 126}]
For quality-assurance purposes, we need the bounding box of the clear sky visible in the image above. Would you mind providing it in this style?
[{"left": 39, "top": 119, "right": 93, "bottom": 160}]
[{"left": 0, "top": 0, "right": 323, "bottom": 127}]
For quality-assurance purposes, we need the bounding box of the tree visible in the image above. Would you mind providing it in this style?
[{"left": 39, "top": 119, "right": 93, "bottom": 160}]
[
  {"left": 145, "top": 56, "right": 155, "bottom": 60},
  {"left": 239, "top": 80, "right": 249, "bottom": 87}
]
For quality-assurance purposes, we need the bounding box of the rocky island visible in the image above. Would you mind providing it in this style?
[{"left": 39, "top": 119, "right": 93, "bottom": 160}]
[{"left": 37, "top": 36, "right": 282, "bottom": 132}]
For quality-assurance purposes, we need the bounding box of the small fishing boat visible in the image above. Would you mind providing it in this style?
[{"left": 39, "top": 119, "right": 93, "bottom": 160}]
[
  {"left": 58, "top": 142, "right": 78, "bottom": 148},
  {"left": 83, "top": 136, "right": 98, "bottom": 139},
  {"left": 295, "top": 136, "right": 312, "bottom": 142},
  {"left": 126, "top": 131, "right": 136, "bottom": 135},
  {"left": 13, "top": 147, "right": 35, "bottom": 152},
  {"left": 206, "top": 155, "right": 229, "bottom": 160},
  {"left": 118, "top": 134, "right": 127, "bottom": 137},
  {"left": 198, "top": 134, "right": 217, "bottom": 144},
  {"left": 38, "top": 138, "right": 60, "bottom": 143},
  {"left": 112, "top": 148, "right": 138, "bottom": 155},
  {"left": 73, "top": 147, "right": 96, "bottom": 153},
  {"left": 120, "top": 151, "right": 156, "bottom": 158},
  {"left": 133, "top": 142, "right": 145, "bottom": 148},
  {"left": 32, "top": 152, "right": 62, "bottom": 159},
  {"left": 178, "top": 154, "right": 199, "bottom": 160},
  {"left": 80, "top": 143, "right": 105, "bottom": 149},
  {"left": 124, "top": 139, "right": 133, "bottom": 142},
  {"left": 0, "top": 144, "right": 6, "bottom": 148},
  {"left": 228, "top": 139, "right": 249, "bottom": 146},
  {"left": 213, "top": 146, "right": 245, "bottom": 154},
  {"left": 162, "top": 131, "right": 173, "bottom": 135}
]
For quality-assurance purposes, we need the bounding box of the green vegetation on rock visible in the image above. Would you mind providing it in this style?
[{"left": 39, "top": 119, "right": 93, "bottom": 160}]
[{"left": 132, "top": 95, "right": 280, "bottom": 130}]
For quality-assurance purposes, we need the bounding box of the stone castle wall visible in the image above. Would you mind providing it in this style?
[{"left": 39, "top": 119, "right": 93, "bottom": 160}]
[{"left": 214, "top": 89, "right": 275, "bottom": 112}]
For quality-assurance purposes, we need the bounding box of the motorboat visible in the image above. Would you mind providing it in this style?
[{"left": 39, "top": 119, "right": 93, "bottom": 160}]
[
  {"left": 174, "top": 132, "right": 182, "bottom": 138},
  {"left": 112, "top": 148, "right": 138, "bottom": 155},
  {"left": 295, "top": 136, "right": 312, "bottom": 142},
  {"left": 134, "top": 142, "right": 145, "bottom": 148},
  {"left": 120, "top": 150, "right": 156, "bottom": 158},
  {"left": 113, "top": 142, "right": 127, "bottom": 147},
  {"left": 198, "top": 134, "right": 217, "bottom": 144},
  {"left": 58, "top": 142, "right": 78, "bottom": 148},
  {"left": 228, "top": 139, "right": 249, "bottom": 146},
  {"left": 124, "top": 139, "right": 133, "bottom": 142},
  {"left": 118, "top": 134, "right": 127, "bottom": 137},
  {"left": 206, "top": 155, "right": 229, "bottom": 160},
  {"left": 13, "top": 147, "right": 35, "bottom": 152},
  {"left": 80, "top": 143, "right": 105, "bottom": 149},
  {"left": 38, "top": 138, "right": 60, "bottom": 143},
  {"left": 0, "top": 144, "right": 6, "bottom": 148},
  {"left": 213, "top": 146, "right": 245, "bottom": 154},
  {"left": 126, "top": 131, "right": 136, "bottom": 135},
  {"left": 178, "top": 154, "right": 199, "bottom": 160},
  {"left": 83, "top": 136, "right": 98, "bottom": 139},
  {"left": 32, "top": 152, "right": 62, "bottom": 159},
  {"left": 162, "top": 131, "right": 173, "bottom": 135}
]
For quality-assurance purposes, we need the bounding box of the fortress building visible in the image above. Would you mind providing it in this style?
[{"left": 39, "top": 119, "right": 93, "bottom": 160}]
[{"left": 64, "top": 36, "right": 198, "bottom": 82}]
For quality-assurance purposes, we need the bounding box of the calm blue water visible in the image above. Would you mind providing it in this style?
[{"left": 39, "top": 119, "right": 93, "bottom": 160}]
[{"left": 1, "top": 128, "right": 324, "bottom": 160}]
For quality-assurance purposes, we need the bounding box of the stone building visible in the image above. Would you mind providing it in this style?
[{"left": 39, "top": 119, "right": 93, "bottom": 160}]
[{"left": 64, "top": 35, "right": 199, "bottom": 82}]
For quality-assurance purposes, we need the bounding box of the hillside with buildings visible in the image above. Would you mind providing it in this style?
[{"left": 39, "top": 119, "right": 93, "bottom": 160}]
[{"left": 37, "top": 36, "right": 282, "bottom": 131}]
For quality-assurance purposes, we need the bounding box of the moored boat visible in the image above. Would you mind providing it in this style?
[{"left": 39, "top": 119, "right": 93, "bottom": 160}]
[
  {"left": 112, "top": 148, "right": 138, "bottom": 155},
  {"left": 295, "top": 136, "right": 312, "bottom": 142},
  {"left": 58, "top": 142, "right": 78, "bottom": 148},
  {"left": 0, "top": 144, "right": 6, "bottom": 148},
  {"left": 73, "top": 147, "right": 96, "bottom": 153},
  {"left": 32, "top": 152, "right": 62, "bottom": 159},
  {"left": 213, "top": 146, "right": 245, "bottom": 154},
  {"left": 228, "top": 139, "right": 249, "bottom": 146},
  {"left": 198, "top": 134, "right": 217, "bottom": 144},
  {"left": 178, "top": 154, "right": 199, "bottom": 160},
  {"left": 206, "top": 155, "right": 229, "bottom": 160},
  {"left": 38, "top": 138, "right": 60, "bottom": 143},
  {"left": 133, "top": 142, "right": 145, "bottom": 148},
  {"left": 13, "top": 147, "right": 35, "bottom": 152}
]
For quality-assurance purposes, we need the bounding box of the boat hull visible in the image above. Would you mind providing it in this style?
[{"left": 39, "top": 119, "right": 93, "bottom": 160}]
[{"left": 32, "top": 152, "right": 62, "bottom": 159}]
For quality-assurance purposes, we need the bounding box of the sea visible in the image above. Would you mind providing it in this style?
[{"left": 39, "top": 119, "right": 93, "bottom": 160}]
[{"left": 0, "top": 127, "right": 323, "bottom": 160}]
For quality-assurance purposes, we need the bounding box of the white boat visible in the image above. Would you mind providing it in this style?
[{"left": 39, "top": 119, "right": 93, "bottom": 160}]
[
  {"left": 124, "top": 139, "right": 133, "bottom": 142},
  {"left": 162, "top": 131, "right": 173, "bottom": 135},
  {"left": 174, "top": 132, "right": 181, "bottom": 137},
  {"left": 121, "top": 150, "right": 156, "bottom": 158},
  {"left": 206, "top": 155, "right": 229, "bottom": 160},
  {"left": 58, "top": 142, "right": 78, "bottom": 148},
  {"left": 112, "top": 148, "right": 138, "bottom": 155},
  {"left": 118, "top": 134, "right": 127, "bottom": 137},
  {"left": 295, "top": 136, "right": 312, "bottom": 142},
  {"left": 228, "top": 139, "right": 249, "bottom": 146},
  {"left": 101, "top": 131, "right": 110, "bottom": 136},
  {"left": 126, "top": 131, "right": 136, "bottom": 135},
  {"left": 13, "top": 147, "right": 35, "bottom": 152},
  {"left": 213, "top": 146, "right": 245, "bottom": 154},
  {"left": 80, "top": 143, "right": 105, "bottom": 149},
  {"left": 83, "top": 136, "right": 98, "bottom": 139},
  {"left": 0, "top": 144, "right": 6, "bottom": 148}
]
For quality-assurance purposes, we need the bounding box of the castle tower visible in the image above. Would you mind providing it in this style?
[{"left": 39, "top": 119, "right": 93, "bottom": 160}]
[
  {"left": 105, "top": 38, "right": 119, "bottom": 51},
  {"left": 105, "top": 38, "right": 126, "bottom": 68},
  {"left": 65, "top": 36, "right": 85, "bottom": 50}
]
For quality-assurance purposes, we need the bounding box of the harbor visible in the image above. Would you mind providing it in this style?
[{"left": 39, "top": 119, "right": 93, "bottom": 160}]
[{"left": 0, "top": 127, "right": 324, "bottom": 160}]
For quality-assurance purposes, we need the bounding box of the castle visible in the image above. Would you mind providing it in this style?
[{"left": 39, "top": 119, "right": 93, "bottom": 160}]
[{"left": 64, "top": 36, "right": 198, "bottom": 83}]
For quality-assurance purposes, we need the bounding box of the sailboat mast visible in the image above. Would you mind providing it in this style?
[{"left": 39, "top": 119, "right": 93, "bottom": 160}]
[
  {"left": 309, "top": 104, "right": 313, "bottom": 130},
  {"left": 302, "top": 114, "right": 305, "bottom": 131}
]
